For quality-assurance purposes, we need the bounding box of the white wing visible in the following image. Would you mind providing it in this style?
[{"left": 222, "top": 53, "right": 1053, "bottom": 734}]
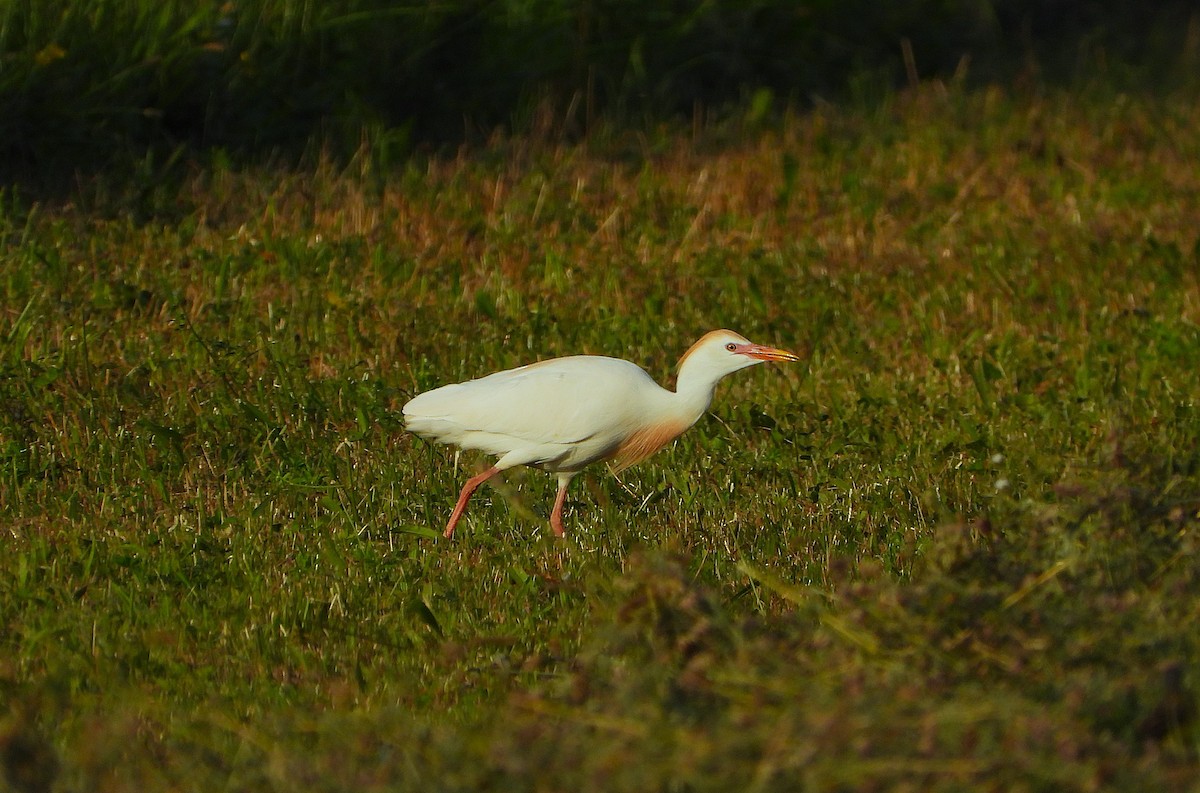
[{"left": 403, "top": 356, "right": 666, "bottom": 468}]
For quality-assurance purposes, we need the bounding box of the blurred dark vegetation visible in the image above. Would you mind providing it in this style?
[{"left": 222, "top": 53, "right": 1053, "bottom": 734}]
[{"left": 1, "top": 0, "right": 1198, "bottom": 174}]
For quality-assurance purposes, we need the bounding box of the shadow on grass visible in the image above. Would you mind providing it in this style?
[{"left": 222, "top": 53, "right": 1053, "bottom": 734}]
[
  {"left": 491, "top": 446, "right": 1199, "bottom": 790},
  {"left": 7, "top": 444, "right": 1195, "bottom": 791}
]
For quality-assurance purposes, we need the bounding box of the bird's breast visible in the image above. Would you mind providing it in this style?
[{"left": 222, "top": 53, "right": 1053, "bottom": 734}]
[{"left": 608, "top": 419, "right": 690, "bottom": 472}]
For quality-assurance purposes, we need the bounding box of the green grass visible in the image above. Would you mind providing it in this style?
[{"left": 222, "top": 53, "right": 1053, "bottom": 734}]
[
  {"left": 1, "top": 85, "right": 1199, "bottom": 790},
  {"left": 3, "top": 0, "right": 1197, "bottom": 169}
]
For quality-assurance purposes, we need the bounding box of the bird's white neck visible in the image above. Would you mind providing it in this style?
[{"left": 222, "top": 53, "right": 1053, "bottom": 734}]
[{"left": 669, "top": 358, "right": 727, "bottom": 426}]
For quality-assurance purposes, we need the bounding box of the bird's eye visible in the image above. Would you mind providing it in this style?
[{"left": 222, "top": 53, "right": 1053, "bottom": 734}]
[{"left": 725, "top": 342, "right": 738, "bottom": 352}]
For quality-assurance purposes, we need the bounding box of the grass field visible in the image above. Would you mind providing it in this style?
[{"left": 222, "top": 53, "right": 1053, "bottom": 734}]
[{"left": 2, "top": 85, "right": 1199, "bottom": 790}]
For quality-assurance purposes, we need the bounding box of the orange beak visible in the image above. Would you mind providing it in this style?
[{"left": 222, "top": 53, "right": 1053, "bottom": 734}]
[{"left": 741, "top": 344, "right": 801, "bottom": 363}]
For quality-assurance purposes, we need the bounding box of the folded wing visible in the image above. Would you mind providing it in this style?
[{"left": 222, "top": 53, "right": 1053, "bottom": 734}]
[{"left": 403, "top": 356, "right": 662, "bottom": 466}]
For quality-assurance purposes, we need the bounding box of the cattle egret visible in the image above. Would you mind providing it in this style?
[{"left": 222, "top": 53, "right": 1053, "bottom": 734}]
[{"left": 404, "top": 329, "right": 799, "bottom": 538}]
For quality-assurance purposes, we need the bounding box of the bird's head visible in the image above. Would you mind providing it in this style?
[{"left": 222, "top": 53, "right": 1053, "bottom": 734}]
[{"left": 678, "top": 329, "right": 801, "bottom": 380}]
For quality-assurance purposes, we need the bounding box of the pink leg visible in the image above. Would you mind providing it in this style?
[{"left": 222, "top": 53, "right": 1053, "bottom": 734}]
[
  {"left": 444, "top": 466, "right": 501, "bottom": 538},
  {"left": 549, "top": 476, "right": 572, "bottom": 537}
]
